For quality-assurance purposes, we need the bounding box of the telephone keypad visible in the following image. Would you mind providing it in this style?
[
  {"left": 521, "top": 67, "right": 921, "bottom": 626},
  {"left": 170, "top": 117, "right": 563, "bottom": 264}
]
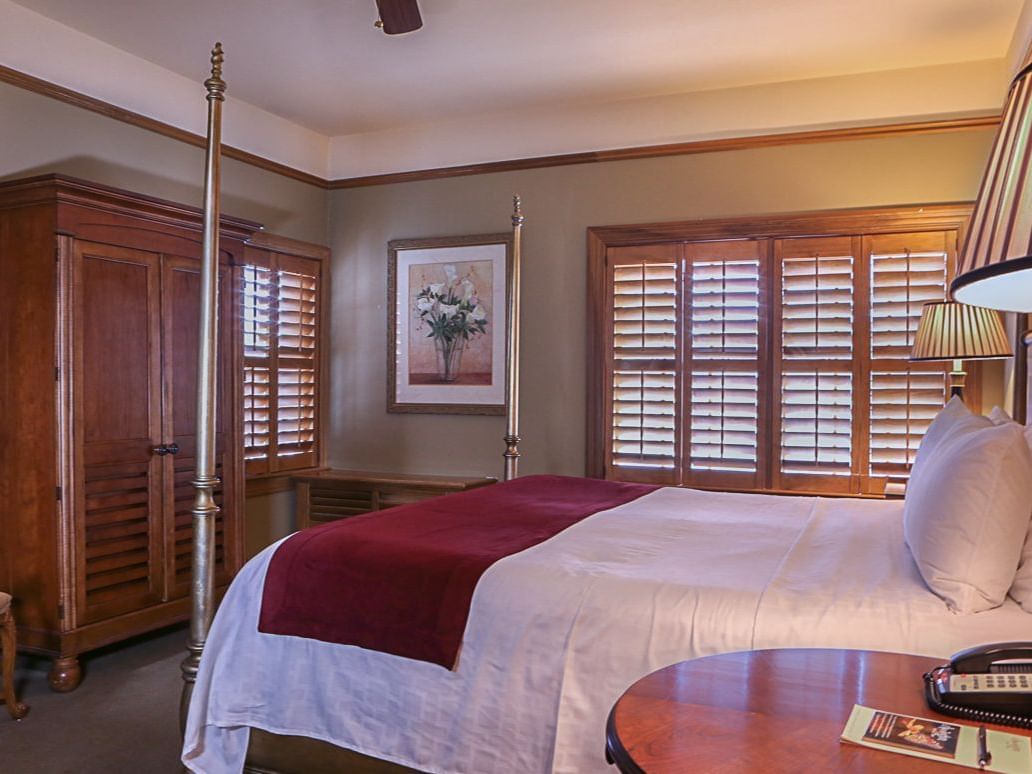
[{"left": 951, "top": 673, "right": 1032, "bottom": 692}]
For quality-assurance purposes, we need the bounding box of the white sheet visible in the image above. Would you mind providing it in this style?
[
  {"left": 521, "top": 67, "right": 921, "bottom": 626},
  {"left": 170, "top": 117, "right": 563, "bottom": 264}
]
[{"left": 182, "top": 487, "right": 1032, "bottom": 774}]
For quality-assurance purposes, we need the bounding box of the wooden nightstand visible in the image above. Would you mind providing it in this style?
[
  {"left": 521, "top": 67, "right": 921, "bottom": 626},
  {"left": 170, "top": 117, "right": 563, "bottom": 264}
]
[
  {"left": 605, "top": 649, "right": 1032, "bottom": 773},
  {"left": 293, "top": 469, "right": 497, "bottom": 528}
]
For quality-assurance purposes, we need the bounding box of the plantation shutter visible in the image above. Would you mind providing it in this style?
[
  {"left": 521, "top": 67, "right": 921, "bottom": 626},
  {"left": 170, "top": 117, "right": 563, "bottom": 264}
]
[
  {"left": 605, "top": 244, "right": 680, "bottom": 483},
  {"left": 864, "top": 232, "right": 952, "bottom": 490},
  {"left": 593, "top": 212, "right": 967, "bottom": 495},
  {"left": 773, "top": 236, "right": 860, "bottom": 493},
  {"left": 683, "top": 240, "right": 768, "bottom": 489},
  {"left": 241, "top": 249, "right": 322, "bottom": 475}
]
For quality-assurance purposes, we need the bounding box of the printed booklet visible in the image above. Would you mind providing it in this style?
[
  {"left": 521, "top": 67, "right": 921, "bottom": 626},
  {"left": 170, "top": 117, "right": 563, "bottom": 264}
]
[{"left": 841, "top": 705, "right": 1032, "bottom": 772}]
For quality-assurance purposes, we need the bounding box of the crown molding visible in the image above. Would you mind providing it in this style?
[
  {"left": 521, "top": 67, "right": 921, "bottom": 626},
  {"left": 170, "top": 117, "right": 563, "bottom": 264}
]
[
  {"left": 0, "top": 64, "right": 327, "bottom": 189},
  {"left": 0, "top": 62, "right": 1000, "bottom": 191},
  {"left": 327, "top": 115, "right": 1001, "bottom": 189}
]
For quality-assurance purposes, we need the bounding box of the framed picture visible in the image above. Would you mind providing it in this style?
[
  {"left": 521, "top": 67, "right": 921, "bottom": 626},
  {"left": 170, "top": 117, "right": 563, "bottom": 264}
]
[{"left": 387, "top": 233, "right": 512, "bottom": 414}]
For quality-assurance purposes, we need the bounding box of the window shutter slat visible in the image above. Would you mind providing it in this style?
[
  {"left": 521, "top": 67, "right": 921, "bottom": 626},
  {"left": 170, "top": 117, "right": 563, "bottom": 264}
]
[
  {"left": 687, "top": 255, "right": 761, "bottom": 475},
  {"left": 276, "top": 269, "right": 319, "bottom": 358},
  {"left": 243, "top": 266, "right": 274, "bottom": 358},
  {"left": 609, "top": 258, "right": 679, "bottom": 474},
  {"left": 780, "top": 371, "right": 853, "bottom": 476},
  {"left": 867, "top": 241, "right": 949, "bottom": 482},
  {"left": 870, "top": 250, "right": 947, "bottom": 359},
  {"left": 276, "top": 367, "right": 317, "bottom": 456},
  {"left": 869, "top": 371, "right": 946, "bottom": 476},
  {"left": 243, "top": 366, "right": 271, "bottom": 461},
  {"left": 780, "top": 253, "right": 854, "bottom": 360},
  {"left": 689, "top": 370, "right": 759, "bottom": 471}
]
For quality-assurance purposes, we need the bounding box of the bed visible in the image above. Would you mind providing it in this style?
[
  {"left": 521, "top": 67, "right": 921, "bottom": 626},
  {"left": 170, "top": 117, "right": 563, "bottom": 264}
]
[
  {"left": 182, "top": 477, "right": 1032, "bottom": 774},
  {"left": 179, "top": 46, "right": 1032, "bottom": 774}
]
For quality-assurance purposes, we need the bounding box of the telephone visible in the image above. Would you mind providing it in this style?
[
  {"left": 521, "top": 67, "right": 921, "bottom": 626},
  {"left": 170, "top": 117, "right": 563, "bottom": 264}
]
[{"left": 924, "top": 642, "right": 1032, "bottom": 728}]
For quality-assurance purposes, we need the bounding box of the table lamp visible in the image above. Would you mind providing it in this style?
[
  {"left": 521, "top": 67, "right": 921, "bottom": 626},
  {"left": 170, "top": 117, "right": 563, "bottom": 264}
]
[{"left": 910, "top": 301, "right": 1011, "bottom": 400}]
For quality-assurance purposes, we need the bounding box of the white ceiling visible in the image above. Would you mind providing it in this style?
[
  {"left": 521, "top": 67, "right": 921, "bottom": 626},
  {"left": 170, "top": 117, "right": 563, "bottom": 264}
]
[{"left": 10, "top": 0, "right": 1025, "bottom": 137}]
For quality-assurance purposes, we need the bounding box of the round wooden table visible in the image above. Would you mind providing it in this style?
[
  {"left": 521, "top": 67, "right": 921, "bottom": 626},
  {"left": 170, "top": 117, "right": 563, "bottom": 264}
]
[{"left": 605, "top": 648, "right": 1029, "bottom": 773}]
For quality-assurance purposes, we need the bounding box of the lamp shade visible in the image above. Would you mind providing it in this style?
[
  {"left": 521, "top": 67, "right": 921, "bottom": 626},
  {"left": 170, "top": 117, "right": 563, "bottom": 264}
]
[
  {"left": 952, "top": 55, "right": 1032, "bottom": 312},
  {"left": 910, "top": 301, "right": 1012, "bottom": 361}
]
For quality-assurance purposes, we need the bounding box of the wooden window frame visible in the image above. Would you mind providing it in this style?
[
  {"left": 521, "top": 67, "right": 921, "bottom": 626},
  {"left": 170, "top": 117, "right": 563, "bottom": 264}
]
[
  {"left": 587, "top": 203, "right": 974, "bottom": 495},
  {"left": 238, "top": 232, "right": 330, "bottom": 482}
]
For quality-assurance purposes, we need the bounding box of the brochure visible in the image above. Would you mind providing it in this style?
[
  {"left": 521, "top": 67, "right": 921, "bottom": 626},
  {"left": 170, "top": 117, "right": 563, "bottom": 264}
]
[{"left": 840, "top": 705, "right": 1032, "bottom": 772}]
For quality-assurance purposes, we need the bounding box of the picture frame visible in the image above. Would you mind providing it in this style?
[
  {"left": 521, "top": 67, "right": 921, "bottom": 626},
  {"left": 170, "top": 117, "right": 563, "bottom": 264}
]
[{"left": 387, "top": 233, "right": 512, "bottom": 414}]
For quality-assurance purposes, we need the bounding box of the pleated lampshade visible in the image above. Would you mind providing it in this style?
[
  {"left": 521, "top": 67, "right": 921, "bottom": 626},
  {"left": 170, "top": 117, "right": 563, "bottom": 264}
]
[
  {"left": 910, "top": 301, "right": 1012, "bottom": 362},
  {"left": 952, "top": 53, "right": 1032, "bottom": 312}
]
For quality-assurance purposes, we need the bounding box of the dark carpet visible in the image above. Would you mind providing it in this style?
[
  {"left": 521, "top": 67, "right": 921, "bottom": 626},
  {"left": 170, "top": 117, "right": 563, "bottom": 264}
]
[{"left": 0, "top": 625, "right": 187, "bottom": 774}]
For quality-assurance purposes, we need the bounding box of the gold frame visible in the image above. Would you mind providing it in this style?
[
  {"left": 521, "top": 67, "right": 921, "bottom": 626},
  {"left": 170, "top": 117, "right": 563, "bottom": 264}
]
[{"left": 386, "top": 231, "right": 513, "bottom": 416}]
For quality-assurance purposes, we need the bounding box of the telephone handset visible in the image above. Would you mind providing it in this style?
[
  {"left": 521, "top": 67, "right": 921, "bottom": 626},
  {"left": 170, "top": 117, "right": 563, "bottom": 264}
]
[{"left": 924, "top": 642, "right": 1032, "bottom": 728}]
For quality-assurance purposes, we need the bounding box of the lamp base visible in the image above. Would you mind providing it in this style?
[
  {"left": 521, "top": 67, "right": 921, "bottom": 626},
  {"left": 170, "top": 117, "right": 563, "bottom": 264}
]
[{"left": 948, "top": 359, "right": 966, "bottom": 401}]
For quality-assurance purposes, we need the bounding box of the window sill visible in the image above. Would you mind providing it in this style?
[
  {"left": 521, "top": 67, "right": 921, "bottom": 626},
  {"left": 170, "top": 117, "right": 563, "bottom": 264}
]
[{"left": 245, "top": 467, "right": 326, "bottom": 497}]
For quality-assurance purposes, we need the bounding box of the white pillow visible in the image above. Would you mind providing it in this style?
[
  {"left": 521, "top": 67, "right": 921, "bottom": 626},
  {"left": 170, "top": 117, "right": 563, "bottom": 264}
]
[
  {"left": 908, "top": 397, "right": 990, "bottom": 498},
  {"left": 985, "top": 405, "right": 1032, "bottom": 613},
  {"left": 903, "top": 417, "right": 1032, "bottom": 613}
]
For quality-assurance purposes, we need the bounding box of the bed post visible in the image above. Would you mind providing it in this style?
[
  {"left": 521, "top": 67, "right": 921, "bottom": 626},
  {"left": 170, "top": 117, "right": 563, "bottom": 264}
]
[
  {"left": 504, "top": 196, "right": 524, "bottom": 481},
  {"left": 180, "top": 42, "right": 225, "bottom": 731}
]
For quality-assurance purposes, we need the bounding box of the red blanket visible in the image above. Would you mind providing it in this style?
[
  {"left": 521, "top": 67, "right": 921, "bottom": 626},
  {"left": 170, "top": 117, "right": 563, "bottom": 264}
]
[{"left": 258, "top": 474, "right": 657, "bottom": 667}]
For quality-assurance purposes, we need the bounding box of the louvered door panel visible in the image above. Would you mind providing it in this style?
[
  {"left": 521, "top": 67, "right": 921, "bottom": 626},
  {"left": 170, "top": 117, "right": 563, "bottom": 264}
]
[
  {"left": 242, "top": 265, "right": 274, "bottom": 468},
  {"left": 870, "top": 245, "right": 948, "bottom": 358},
  {"left": 774, "top": 237, "right": 859, "bottom": 492},
  {"left": 274, "top": 256, "right": 320, "bottom": 468},
  {"left": 869, "top": 370, "right": 947, "bottom": 478},
  {"left": 780, "top": 371, "right": 853, "bottom": 476},
  {"left": 276, "top": 367, "right": 317, "bottom": 458},
  {"left": 864, "top": 232, "right": 952, "bottom": 491},
  {"left": 606, "top": 244, "right": 680, "bottom": 483},
  {"left": 82, "top": 462, "right": 158, "bottom": 617},
  {"left": 74, "top": 241, "right": 164, "bottom": 624},
  {"left": 781, "top": 254, "right": 854, "bottom": 360},
  {"left": 683, "top": 240, "right": 767, "bottom": 488}
]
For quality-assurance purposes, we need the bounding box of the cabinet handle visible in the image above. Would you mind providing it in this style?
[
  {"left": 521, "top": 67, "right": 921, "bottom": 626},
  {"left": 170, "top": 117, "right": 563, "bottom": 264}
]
[
  {"left": 166, "top": 442, "right": 180, "bottom": 455},
  {"left": 151, "top": 443, "right": 181, "bottom": 456}
]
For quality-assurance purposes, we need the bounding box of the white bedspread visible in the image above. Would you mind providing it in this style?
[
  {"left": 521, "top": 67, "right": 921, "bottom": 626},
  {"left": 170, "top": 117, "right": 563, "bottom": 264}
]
[{"left": 182, "top": 487, "right": 1032, "bottom": 774}]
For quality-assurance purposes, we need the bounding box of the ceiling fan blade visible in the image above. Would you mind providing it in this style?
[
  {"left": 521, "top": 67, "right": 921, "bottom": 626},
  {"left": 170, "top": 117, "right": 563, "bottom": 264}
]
[{"left": 376, "top": 0, "right": 422, "bottom": 34}]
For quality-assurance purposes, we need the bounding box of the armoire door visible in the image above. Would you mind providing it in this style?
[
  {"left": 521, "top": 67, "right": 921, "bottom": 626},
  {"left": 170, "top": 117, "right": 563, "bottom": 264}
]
[
  {"left": 161, "top": 255, "right": 236, "bottom": 600},
  {"left": 73, "top": 240, "right": 166, "bottom": 625}
]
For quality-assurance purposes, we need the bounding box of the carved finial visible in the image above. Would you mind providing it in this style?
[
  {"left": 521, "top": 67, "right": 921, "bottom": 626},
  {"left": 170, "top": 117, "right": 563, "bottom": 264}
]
[
  {"left": 512, "top": 194, "right": 524, "bottom": 226},
  {"left": 205, "top": 42, "right": 226, "bottom": 101}
]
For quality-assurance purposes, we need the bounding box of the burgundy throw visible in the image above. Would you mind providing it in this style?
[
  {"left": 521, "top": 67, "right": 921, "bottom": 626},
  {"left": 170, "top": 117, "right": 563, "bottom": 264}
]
[{"left": 258, "top": 474, "right": 657, "bottom": 668}]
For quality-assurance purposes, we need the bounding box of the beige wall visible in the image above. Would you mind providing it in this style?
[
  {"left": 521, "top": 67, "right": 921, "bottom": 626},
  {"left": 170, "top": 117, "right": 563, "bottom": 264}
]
[
  {"left": 0, "top": 77, "right": 1006, "bottom": 545},
  {"left": 0, "top": 81, "right": 327, "bottom": 243},
  {"left": 328, "top": 128, "right": 998, "bottom": 480},
  {"left": 0, "top": 80, "right": 329, "bottom": 553}
]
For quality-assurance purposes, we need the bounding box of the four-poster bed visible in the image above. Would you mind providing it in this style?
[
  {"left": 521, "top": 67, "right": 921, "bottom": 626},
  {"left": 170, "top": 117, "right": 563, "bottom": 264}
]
[{"left": 180, "top": 48, "right": 1032, "bottom": 774}]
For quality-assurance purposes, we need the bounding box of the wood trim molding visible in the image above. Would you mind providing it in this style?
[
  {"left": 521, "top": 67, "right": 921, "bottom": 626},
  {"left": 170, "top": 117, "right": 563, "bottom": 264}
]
[
  {"left": 0, "top": 62, "right": 1001, "bottom": 190},
  {"left": 244, "top": 474, "right": 297, "bottom": 497},
  {"left": 329, "top": 116, "right": 1001, "bottom": 189},
  {"left": 587, "top": 202, "right": 975, "bottom": 246},
  {"left": 0, "top": 173, "right": 262, "bottom": 238},
  {"left": 0, "top": 64, "right": 327, "bottom": 189},
  {"left": 246, "top": 230, "right": 331, "bottom": 261}
]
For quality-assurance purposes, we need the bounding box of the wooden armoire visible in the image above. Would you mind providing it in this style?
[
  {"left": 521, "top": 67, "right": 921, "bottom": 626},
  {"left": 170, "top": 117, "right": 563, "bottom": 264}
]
[{"left": 0, "top": 175, "right": 257, "bottom": 690}]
